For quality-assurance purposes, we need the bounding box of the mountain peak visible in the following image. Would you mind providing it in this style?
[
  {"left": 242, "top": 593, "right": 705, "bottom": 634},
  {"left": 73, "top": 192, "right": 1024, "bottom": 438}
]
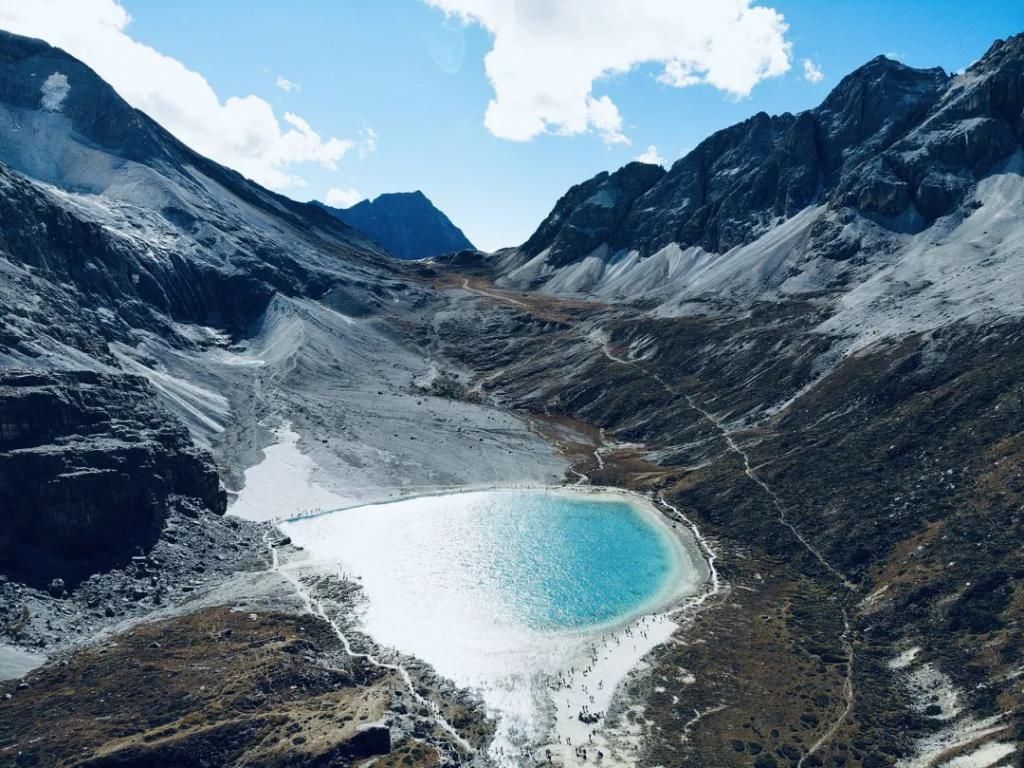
[
  {"left": 518, "top": 160, "right": 665, "bottom": 266},
  {"left": 319, "top": 190, "right": 474, "bottom": 260},
  {"left": 368, "top": 190, "right": 429, "bottom": 204}
]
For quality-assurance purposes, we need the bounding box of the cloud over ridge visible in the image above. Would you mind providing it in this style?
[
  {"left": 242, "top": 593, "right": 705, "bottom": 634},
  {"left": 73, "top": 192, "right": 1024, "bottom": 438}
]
[{"left": 425, "top": 0, "right": 792, "bottom": 143}]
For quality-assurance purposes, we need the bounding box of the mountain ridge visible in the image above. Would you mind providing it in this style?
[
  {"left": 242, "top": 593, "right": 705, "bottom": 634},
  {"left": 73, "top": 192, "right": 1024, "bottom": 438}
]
[
  {"left": 490, "top": 33, "right": 1024, "bottom": 332},
  {"left": 1, "top": 25, "right": 1024, "bottom": 768}
]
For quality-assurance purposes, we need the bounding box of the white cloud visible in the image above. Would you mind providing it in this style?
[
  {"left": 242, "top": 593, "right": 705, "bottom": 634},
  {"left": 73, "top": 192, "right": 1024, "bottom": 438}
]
[
  {"left": 359, "top": 125, "right": 378, "bottom": 157},
  {"left": 424, "top": 0, "right": 792, "bottom": 143},
  {"left": 275, "top": 75, "right": 301, "bottom": 93},
  {"left": 0, "top": 0, "right": 355, "bottom": 190},
  {"left": 325, "top": 187, "right": 364, "bottom": 208},
  {"left": 635, "top": 144, "right": 664, "bottom": 166},
  {"left": 39, "top": 71, "right": 70, "bottom": 111},
  {"left": 802, "top": 58, "right": 825, "bottom": 83}
]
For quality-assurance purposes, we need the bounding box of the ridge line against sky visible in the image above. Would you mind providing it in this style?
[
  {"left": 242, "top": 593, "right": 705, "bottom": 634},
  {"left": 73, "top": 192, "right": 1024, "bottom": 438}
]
[{"left": 0, "top": 0, "right": 1019, "bottom": 250}]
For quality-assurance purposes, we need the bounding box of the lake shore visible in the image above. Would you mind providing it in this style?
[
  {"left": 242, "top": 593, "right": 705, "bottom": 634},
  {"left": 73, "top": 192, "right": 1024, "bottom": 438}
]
[{"left": 230, "top": 426, "right": 720, "bottom": 768}]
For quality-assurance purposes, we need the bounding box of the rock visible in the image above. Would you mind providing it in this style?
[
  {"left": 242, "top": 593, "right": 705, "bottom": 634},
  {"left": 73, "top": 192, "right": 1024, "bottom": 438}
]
[
  {"left": 491, "top": 34, "right": 1024, "bottom": 292},
  {"left": 342, "top": 724, "right": 391, "bottom": 758},
  {"left": 518, "top": 162, "right": 666, "bottom": 272},
  {"left": 46, "top": 578, "right": 65, "bottom": 598},
  {"left": 0, "top": 370, "right": 227, "bottom": 588}
]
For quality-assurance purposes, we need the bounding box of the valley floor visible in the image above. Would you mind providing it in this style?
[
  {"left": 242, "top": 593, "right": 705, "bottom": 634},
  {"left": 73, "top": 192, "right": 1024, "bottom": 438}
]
[{"left": 2, "top": 272, "right": 1022, "bottom": 768}]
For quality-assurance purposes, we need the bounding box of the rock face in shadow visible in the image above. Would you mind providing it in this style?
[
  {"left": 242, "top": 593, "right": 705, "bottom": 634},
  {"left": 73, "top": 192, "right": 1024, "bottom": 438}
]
[
  {"left": 520, "top": 162, "right": 667, "bottom": 267},
  {"left": 317, "top": 190, "right": 474, "bottom": 261},
  {"left": 0, "top": 370, "right": 225, "bottom": 588}
]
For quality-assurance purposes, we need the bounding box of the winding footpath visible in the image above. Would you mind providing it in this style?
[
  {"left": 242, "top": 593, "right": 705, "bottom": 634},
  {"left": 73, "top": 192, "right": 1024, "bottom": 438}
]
[
  {"left": 457, "top": 282, "right": 859, "bottom": 765},
  {"left": 460, "top": 277, "right": 531, "bottom": 309},
  {"left": 597, "top": 331, "right": 856, "bottom": 591}
]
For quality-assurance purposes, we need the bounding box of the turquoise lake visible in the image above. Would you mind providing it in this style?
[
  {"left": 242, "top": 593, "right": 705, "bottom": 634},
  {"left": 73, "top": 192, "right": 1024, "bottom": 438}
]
[
  {"left": 479, "top": 491, "right": 680, "bottom": 629},
  {"left": 282, "top": 488, "right": 702, "bottom": 653}
]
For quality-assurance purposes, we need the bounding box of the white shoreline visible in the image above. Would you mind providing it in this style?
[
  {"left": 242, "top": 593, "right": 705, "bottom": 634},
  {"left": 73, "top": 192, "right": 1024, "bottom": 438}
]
[{"left": 528, "top": 489, "right": 720, "bottom": 767}]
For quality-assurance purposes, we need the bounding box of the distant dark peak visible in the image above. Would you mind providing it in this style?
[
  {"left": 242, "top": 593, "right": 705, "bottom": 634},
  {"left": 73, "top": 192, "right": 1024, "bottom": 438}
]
[
  {"left": 365, "top": 190, "right": 429, "bottom": 205},
  {"left": 319, "top": 190, "right": 474, "bottom": 260}
]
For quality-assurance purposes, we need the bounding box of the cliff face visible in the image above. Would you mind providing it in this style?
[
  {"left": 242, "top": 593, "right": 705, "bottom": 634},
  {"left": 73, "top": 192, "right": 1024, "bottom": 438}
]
[
  {"left": 520, "top": 162, "right": 667, "bottom": 268},
  {"left": 0, "top": 370, "right": 225, "bottom": 588}
]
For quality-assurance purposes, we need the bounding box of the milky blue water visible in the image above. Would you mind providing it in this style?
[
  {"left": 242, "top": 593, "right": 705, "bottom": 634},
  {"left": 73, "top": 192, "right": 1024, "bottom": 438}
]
[
  {"left": 284, "top": 490, "right": 686, "bottom": 635},
  {"left": 480, "top": 492, "right": 679, "bottom": 630}
]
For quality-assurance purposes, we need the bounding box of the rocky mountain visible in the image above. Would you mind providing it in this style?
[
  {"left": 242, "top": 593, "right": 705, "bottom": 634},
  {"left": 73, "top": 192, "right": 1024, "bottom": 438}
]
[
  {"left": 0, "top": 30, "right": 408, "bottom": 361},
  {"left": 317, "top": 190, "right": 474, "bottom": 260},
  {"left": 0, "top": 370, "right": 225, "bottom": 589},
  {"left": 492, "top": 34, "right": 1024, "bottom": 344}
]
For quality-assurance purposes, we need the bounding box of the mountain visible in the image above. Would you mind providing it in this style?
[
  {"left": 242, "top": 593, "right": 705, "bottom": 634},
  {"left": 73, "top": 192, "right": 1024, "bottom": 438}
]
[
  {"left": 2, "top": 25, "right": 1024, "bottom": 768},
  {"left": 492, "top": 35, "right": 1024, "bottom": 347},
  {"left": 317, "top": 190, "right": 474, "bottom": 260}
]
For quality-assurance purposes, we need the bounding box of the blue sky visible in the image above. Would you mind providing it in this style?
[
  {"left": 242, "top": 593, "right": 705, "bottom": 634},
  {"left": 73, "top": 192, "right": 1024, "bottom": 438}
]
[{"left": 24, "top": 1, "right": 1024, "bottom": 250}]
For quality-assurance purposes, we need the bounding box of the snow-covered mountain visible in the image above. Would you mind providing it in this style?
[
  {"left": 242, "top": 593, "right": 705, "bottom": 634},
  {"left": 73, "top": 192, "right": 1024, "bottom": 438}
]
[
  {"left": 0, "top": 30, "right": 409, "bottom": 363},
  {"left": 491, "top": 34, "right": 1024, "bottom": 349},
  {"left": 316, "top": 190, "right": 474, "bottom": 260}
]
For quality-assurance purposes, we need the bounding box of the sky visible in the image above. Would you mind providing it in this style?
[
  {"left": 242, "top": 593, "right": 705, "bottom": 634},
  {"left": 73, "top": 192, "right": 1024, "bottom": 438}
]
[{"left": 0, "top": 1, "right": 1021, "bottom": 251}]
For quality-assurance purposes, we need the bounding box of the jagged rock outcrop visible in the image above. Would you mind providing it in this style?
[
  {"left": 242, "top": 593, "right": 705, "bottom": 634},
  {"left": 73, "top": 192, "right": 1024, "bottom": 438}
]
[
  {"left": 836, "top": 35, "right": 1024, "bottom": 221},
  {"left": 520, "top": 162, "right": 666, "bottom": 267},
  {"left": 317, "top": 190, "right": 474, "bottom": 261},
  {"left": 0, "top": 370, "right": 225, "bottom": 588}
]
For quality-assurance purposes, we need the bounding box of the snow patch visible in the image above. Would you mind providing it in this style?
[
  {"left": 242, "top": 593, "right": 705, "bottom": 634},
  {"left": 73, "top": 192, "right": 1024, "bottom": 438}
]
[
  {"left": 229, "top": 423, "right": 346, "bottom": 522},
  {"left": 893, "top": 651, "right": 1015, "bottom": 768},
  {"left": 888, "top": 646, "right": 920, "bottom": 670},
  {"left": 939, "top": 742, "right": 1016, "bottom": 768},
  {"left": 39, "top": 72, "right": 70, "bottom": 112}
]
